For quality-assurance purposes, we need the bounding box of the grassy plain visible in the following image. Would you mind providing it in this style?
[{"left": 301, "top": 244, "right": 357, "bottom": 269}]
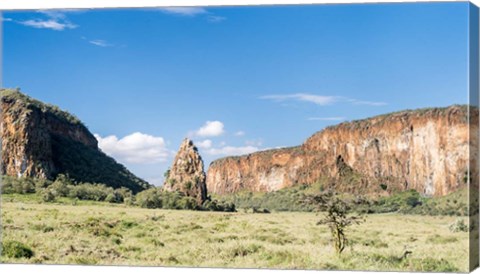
[{"left": 0, "top": 194, "right": 469, "bottom": 272}]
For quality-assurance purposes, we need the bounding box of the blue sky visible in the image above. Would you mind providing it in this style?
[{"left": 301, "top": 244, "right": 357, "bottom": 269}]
[{"left": 2, "top": 3, "right": 470, "bottom": 185}]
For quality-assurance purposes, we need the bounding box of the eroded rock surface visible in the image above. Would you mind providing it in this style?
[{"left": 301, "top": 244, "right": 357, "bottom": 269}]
[
  {"left": 164, "top": 138, "right": 207, "bottom": 204},
  {"left": 207, "top": 105, "right": 477, "bottom": 197},
  {"left": 1, "top": 89, "right": 149, "bottom": 192}
]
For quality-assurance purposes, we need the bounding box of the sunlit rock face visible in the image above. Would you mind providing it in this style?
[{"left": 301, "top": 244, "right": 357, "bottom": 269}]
[
  {"left": 207, "top": 105, "right": 476, "bottom": 197},
  {"left": 1, "top": 89, "right": 149, "bottom": 193},
  {"left": 164, "top": 138, "right": 208, "bottom": 205}
]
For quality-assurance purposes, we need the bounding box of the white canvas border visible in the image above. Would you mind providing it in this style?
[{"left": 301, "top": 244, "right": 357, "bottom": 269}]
[{"left": 1, "top": 1, "right": 478, "bottom": 274}]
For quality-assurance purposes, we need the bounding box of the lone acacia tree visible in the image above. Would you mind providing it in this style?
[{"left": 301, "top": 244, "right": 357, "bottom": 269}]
[{"left": 303, "top": 190, "right": 364, "bottom": 255}]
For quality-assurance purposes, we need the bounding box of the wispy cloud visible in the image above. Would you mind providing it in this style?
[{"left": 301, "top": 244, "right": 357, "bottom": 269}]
[
  {"left": 38, "top": 10, "right": 67, "bottom": 19},
  {"left": 234, "top": 131, "right": 245, "bottom": 137},
  {"left": 261, "top": 93, "right": 387, "bottom": 107},
  {"left": 347, "top": 99, "right": 388, "bottom": 106},
  {"left": 89, "top": 39, "right": 113, "bottom": 47},
  {"left": 158, "top": 7, "right": 226, "bottom": 23},
  {"left": 160, "top": 7, "right": 208, "bottom": 16},
  {"left": 204, "top": 145, "right": 260, "bottom": 156},
  {"left": 207, "top": 15, "right": 226, "bottom": 23},
  {"left": 17, "top": 10, "right": 77, "bottom": 31},
  {"left": 1, "top": 18, "right": 13, "bottom": 22},
  {"left": 307, "top": 117, "right": 346, "bottom": 121},
  {"left": 245, "top": 139, "right": 263, "bottom": 147},
  {"left": 19, "top": 19, "right": 76, "bottom": 31},
  {"left": 260, "top": 93, "right": 337, "bottom": 106}
]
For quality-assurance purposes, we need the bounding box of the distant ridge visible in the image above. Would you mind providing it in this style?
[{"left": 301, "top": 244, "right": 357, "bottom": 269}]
[{"left": 207, "top": 105, "right": 476, "bottom": 197}]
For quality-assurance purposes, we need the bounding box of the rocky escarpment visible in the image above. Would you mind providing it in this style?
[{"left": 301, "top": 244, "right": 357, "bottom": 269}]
[
  {"left": 1, "top": 89, "right": 150, "bottom": 192},
  {"left": 163, "top": 138, "right": 207, "bottom": 205},
  {"left": 207, "top": 105, "right": 477, "bottom": 197}
]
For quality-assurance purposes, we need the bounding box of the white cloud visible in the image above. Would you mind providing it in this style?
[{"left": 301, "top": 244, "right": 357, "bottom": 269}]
[
  {"left": 205, "top": 145, "right": 259, "bottom": 156},
  {"left": 18, "top": 10, "right": 77, "bottom": 31},
  {"left": 234, "top": 131, "right": 245, "bottom": 137},
  {"left": 160, "top": 7, "right": 208, "bottom": 16},
  {"left": 307, "top": 117, "right": 346, "bottom": 121},
  {"left": 1, "top": 18, "right": 13, "bottom": 22},
  {"left": 261, "top": 93, "right": 387, "bottom": 107},
  {"left": 195, "top": 121, "right": 225, "bottom": 137},
  {"left": 196, "top": 139, "right": 213, "bottom": 149},
  {"left": 260, "top": 93, "right": 337, "bottom": 106},
  {"left": 245, "top": 139, "right": 263, "bottom": 147},
  {"left": 37, "top": 10, "right": 67, "bottom": 19},
  {"left": 94, "top": 132, "right": 170, "bottom": 164},
  {"left": 348, "top": 99, "right": 387, "bottom": 106},
  {"left": 207, "top": 15, "right": 226, "bottom": 23},
  {"left": 19, "top": 19, "right": 77, "bottom": 30},
  {"left": 89, "top": 39, "right": 113, "bottom": 47}
]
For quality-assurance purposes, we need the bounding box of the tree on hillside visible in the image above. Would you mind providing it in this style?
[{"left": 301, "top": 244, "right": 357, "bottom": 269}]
[{"left": 303, "top": 190, "right": 365, "bottom": 255}]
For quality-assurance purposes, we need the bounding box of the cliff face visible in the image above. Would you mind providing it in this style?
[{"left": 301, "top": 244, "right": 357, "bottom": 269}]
[
  {"left": 1, "top": 89, "right": 150, "bottom": 192},
  {"left": 207, "top": 105, "right": 476, "bottom": 197},
  {"left": 164, "top": 138, "right": 207, "bottom": 205}
]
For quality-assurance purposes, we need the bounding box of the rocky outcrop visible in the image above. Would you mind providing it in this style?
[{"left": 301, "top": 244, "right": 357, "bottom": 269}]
[
  {"left": 164, "top": 138, "right": 207, "bottom": 205},
  {"left": 1, "top": 89, "right": 150, "bottom": 192},
  {"left": 207, "top": 105, "right": 477, "bottom": 197}
]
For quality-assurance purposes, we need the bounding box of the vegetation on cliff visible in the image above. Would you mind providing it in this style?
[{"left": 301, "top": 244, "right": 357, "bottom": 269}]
[{"left": 1, "top": 88, "right": 84, "bottom": 126}]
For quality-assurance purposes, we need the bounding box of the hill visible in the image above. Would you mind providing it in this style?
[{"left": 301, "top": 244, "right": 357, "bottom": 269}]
[{"left": 0, "top": 89, "right": 150, "bottom": 193}]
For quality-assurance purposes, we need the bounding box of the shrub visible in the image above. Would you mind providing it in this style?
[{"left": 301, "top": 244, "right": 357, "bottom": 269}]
[
  {"left": 1, "top": 241, "right": 34, "bottom": 258},
  {"left": 48, "top": 180, "right": 71, "bottom": 197},
  {"left": 34, "top": 178, "right": 52, "bottom": 192},
  {"left": 41, "top": 189, "right": 56, "bottom": 202},
  {"left": 162, "top": 191, "right": 182, "bottom": 209},
  {"left": 449, "top": 219, "right": 469, "bottom": 232},
  {"left": 68, "top": 183, "right": 114, "bottom": 201},
  {"left": 1, "top": 176, "right": 35, "bottom": 194},
  {"left": 135, "top": 188, "right": 163, "bottom": 209},
  {"left": 202, "top": 199, "right": 236, "bottom": 212},
  {"left": 177, "top": 196, "right": 198, "bottom": 210}
]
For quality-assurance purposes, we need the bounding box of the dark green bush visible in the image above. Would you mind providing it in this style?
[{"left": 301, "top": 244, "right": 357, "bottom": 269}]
[
  {"left": 41, "top": 189, "right": 56, "bottom": 202},
  {"left": 67, "top": 183, "right": 114, "bottom": 201},
  {"left": 1, "top": 176, "right": 35, "bottom": 194},
  {"left": 177, "top": 196, "right": 198, "bottom": 210},
  {"left": 202, "top": 199, "right": 236, "bottom": 212},
  {"left": 135, "top": 188, "right": 163, "bottom": 209},
  {"left": 1, "top": 241, "right": 34, "bottom": 258}
]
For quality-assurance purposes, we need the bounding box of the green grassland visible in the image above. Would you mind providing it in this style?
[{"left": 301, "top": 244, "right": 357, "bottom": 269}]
[{"left": 0, "top": 194, "right": 470, "bottom": 272}]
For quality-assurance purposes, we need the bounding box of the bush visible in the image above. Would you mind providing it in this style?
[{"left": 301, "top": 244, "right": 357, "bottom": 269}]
[
  {"left": 34, "top": 178, "right": 52, "bottom": 192},
  {"left": 1, "top": 241, "right": 34, "bottom": 258},
  {"left": 1, "top": 176, "right": 35, "bottom": 194},
  {"left": 177, "top": 196, "right": 198, "bottom": 210},
  {"left": 48, "top": 179, "right": 71, "bottom": 197},
  {"left": 135, "top": 188, "right": 163, "bottom": 209},
  {"left": 68, "top": 183, "right": 114, "bottom": 201},
  {"left": 449, "top": 219, "right": 469, "bottom": 232},
  {"left": 105, "top": 188, "right": 131, "bottom": 203},
  {"left": 202, "top": 199, "right": 236, "bottom": 212},
  {"left": 41, "top": 189, "right": 56, "bottom": 202}
]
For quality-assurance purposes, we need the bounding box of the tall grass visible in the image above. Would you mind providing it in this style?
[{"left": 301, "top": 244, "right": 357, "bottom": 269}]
[{"left": 0, "top": 197, "right": 469, "bottom": 272}]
